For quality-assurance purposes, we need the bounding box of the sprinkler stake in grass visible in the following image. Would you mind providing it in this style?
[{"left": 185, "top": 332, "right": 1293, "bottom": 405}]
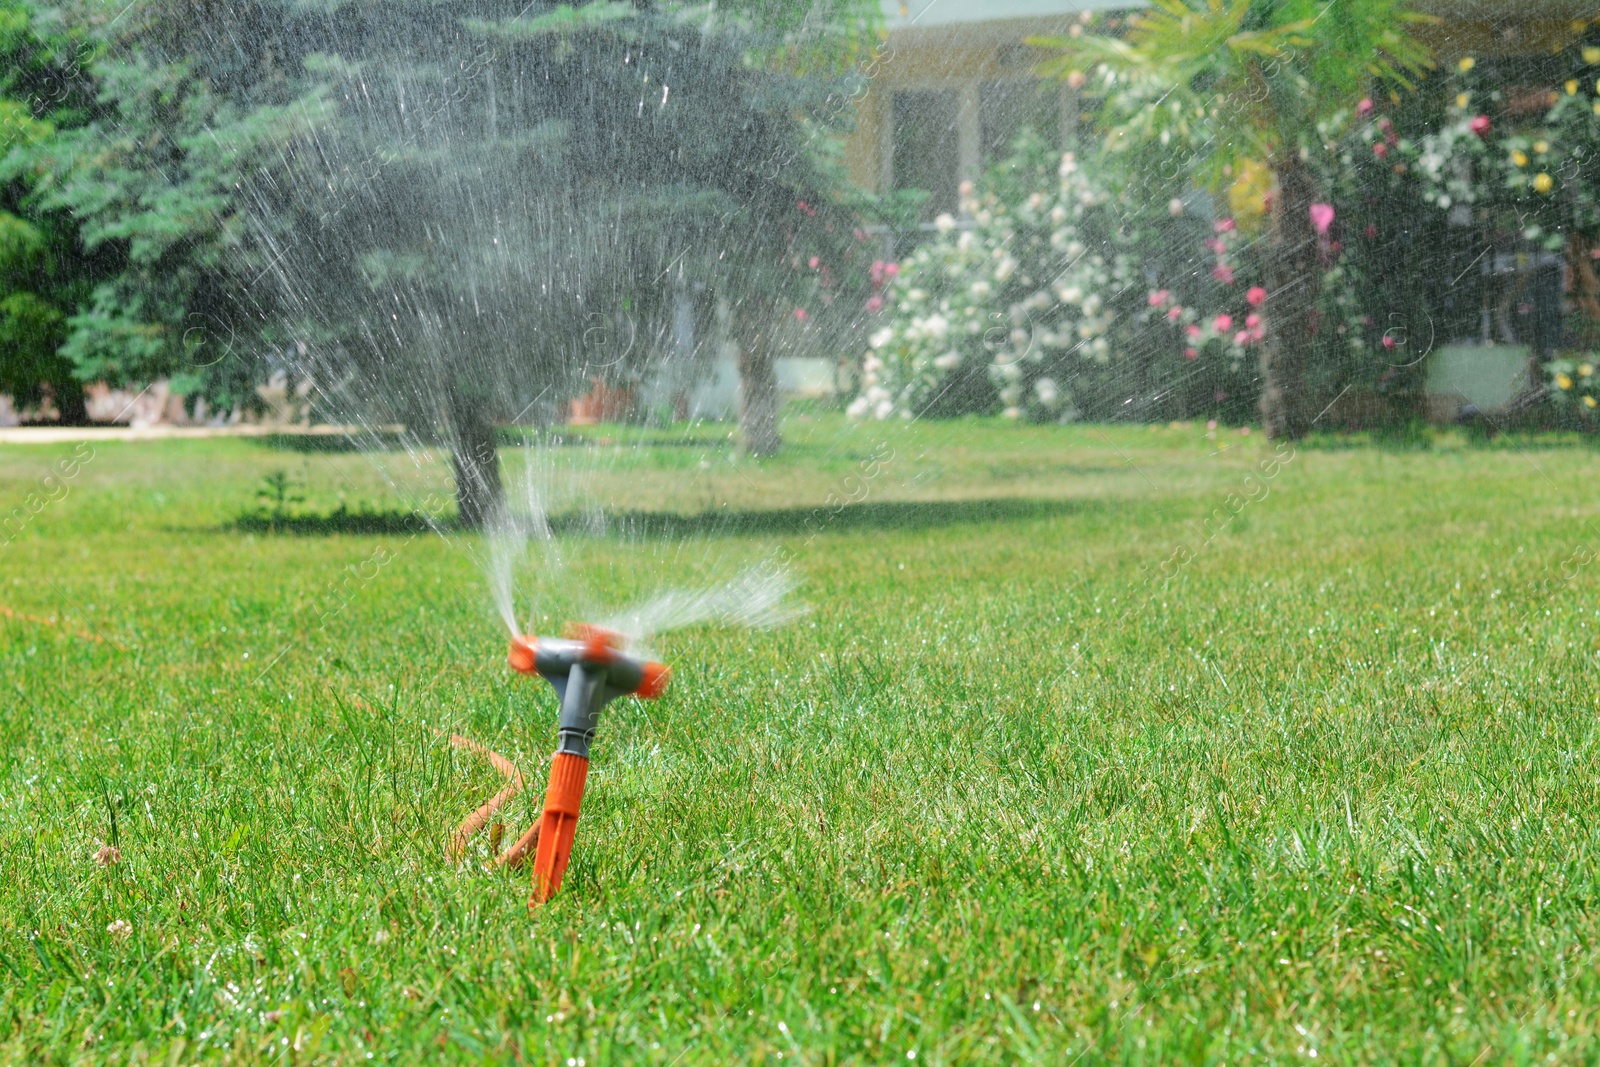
[{"left": 508, "top": 624, "right": 670, "bottom": 906}]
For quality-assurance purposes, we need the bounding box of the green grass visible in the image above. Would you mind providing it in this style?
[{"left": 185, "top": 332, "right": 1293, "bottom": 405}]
[{"left": 3, "top": 416, "right": 1600, "bottom": 1064}]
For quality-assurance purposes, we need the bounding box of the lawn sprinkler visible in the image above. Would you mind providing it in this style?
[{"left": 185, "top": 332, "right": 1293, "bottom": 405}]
[{"left": 507, "top": 624, "right": 670, "bottom": 907}]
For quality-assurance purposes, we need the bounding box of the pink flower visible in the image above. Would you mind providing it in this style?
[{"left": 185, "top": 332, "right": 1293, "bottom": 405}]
[
  {"left": 885, "top": 263, "right": 899, "bottom": 277},
  {"left": 1310, "top": 203, "right": 1335, "bottom": 235},
  {"left": 1184, "top": 347, "right": 1199, "bottom": 360},
  {"left": 865, "top": 295, "right": 884, "bottom": 313},
  {"left": 1470, "top": 114, "right": 1491, "bottom": 138},
  {"left": 1358, "top": 97, "right": 1374, "bottom": 117},
  {"left": 1246, "top": 286, "right": 1267, "bottom": 307},
  {"left": 1166, "top": 305, "right": 1183, "bottom": 321},
  {"left": 1148, "top": 289, "right": 1170, "bottom": 307},
  {"left": 1249, "top": 326, "right": 1264, "bottom": 342},
  {"left": 1214, "top": 218, "right": 1236, "bottom": 234},
  {"left": 1213, "top": 314, "right": 1233, "bottom": 332},
  {"left": 1240, "top": 426, "right": 1250, "bottom": 435},
  {"left": 1234, "top": 330, "right": 1250, "bottom": 345},
  {"left": 1185, "top": 324, "right": 1203, "bottom": 339},
  {"left": 1373, "top": 142, "right": 1388, "bottom": 159},
  {"left": 1245, "top": 313, "right": 1260, "bottom": 329},
  {"left": 1382, "top": 334, "right": 1396, "bottom": 350},
  {"left": 1212, "top": 265, "right": 1235, "bottom": 285},
  {"left": 808, "top": 256, "right": 820, "bottom": 269},
  {"left": 1365, "top": 224, "right": 1378, "bottom": 239},
  {"left": 793, "top": 308, "right": 808, "bottom": 322}
]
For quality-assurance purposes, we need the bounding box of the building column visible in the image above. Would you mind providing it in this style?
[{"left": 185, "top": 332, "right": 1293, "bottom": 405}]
[
  {"left": 879, "top": 92, "right": 896, "bottom": 193},
  {"left": 957, "top": 80, "right": 981, "bottom": 189}
]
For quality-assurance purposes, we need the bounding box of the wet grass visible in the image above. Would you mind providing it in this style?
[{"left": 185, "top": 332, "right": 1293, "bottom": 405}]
[{"left": 3, "top": 416, "right": 1600, "bottom": 1064}]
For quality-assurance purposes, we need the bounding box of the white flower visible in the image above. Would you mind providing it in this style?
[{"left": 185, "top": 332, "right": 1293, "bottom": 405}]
[
  {"left": 934, "top": 213, "right": 957, "bottom": 234},
  {"left": 1065, "top": 241, "right": 1085, "bottom": 259},
  {"left": 873, "top": 400, "right": 894, "bottom": 420},
  {"left": 906, "top": 288, "right": 926, "bottom": 303},
  {"left": 999, "top": 384, "right": 1023, "bottom": 405},
  {"left": 1081, "top": 293, "right": 1102, "bottom": 315},
  {"left": 956, "top": 231, "right": 975, "bottom": 251},
  {"left": 997, "top": 362, "right": 1023, "bottom": 382},
  {"left": 1035, "top": 377, "right": 1060, "bottom": 406},
  {"left": 869, "top": 327, "right": 895, "bottom": 351},
  {"left": 1003, "top": 406, "right": 1023, "bottom": 419},
  {"left": 923, "top": 314, "right": 949, "bottom": 340},
  {"left": 866, "top": 386, "right": 889, "bottom": 404},
  {"left": 970, "top": 281, "right": 992, "bottom": 299},
  {"left": 1009, "top": 328, "right": 1029, "bottom": 346},
  {"left": 994, "top": 257, "right": 1017, "bottom": 283},
  {"left": 1056, "top": 285, "right": 1082, "bottom": 305},
  {"left": 846, "top": 396, "right": 870, "bottom": 418},
  {"left": 933, "top": 351, "right": 962, "bottom": 370},
  {"left": 863, "top": 355, "right": 884, "bottom": 373},
  {"left": 1059, "top": 153, "right": 1077, "bottom": 176},
  {"left": 1168, "top": 198, "right": 1185, "bottom": 217},
  {"left": 106, "top": 919, "right": 132, "bottom": 942},
  {"left": 1050, "top": 205, "right": 1068, "bottom": 224}
]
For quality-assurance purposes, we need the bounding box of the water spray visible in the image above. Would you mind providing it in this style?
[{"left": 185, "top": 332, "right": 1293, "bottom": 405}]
[{"left": 507, "top": 624, "right": 670, "bottom": 906}]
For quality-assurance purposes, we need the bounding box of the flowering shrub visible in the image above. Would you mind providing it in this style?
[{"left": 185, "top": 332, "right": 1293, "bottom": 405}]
[
  {"left": 848, "top": 133, "right": 1259, "bottom": 421},
  {"left": 1547, "top": 356, "right": 1600, "bottom": 416},
  {"left": 848, "top": 139, "right": 1132, "bottom": 420}
]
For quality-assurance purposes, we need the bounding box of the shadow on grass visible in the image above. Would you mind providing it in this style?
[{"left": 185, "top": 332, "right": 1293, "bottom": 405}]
[{"left": 229, "top": 496, "right": 1087, "bottom": 538}]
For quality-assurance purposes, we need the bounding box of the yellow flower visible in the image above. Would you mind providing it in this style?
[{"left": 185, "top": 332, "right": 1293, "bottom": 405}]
[
  {"left": 1557, "top": 372, "right": 1574, "bottom": 390},
  {"left": 1568, "top": 80, "right": 1580, "bottom": 95},
  {"left": 1586, "top": 396, "right": 1597, "bottom": 409},
  {"left": 1512, "top": 150, "right": 1529, "bottom": 167},
  {"left": 1582, "top": 363, "right": 1595, "bottom": 377},
  {"left": 1535, "top": 172, "right": 1555, "bottom": 194},
  {"left": 1593, "top": 99, "right": 1600, "bottom": 116},
  {"left": 1586, "top": 46, "right": 1600, "bottom": 64},
  {"left": 1535, "top": 140, "right": 1550, "bottom": 154},
  {"left": 1456, "top": 92, "right": 1471, "bottom": 108},
  {"left": 1459, "top": 56, "right": 1476, "bottom": 72}
]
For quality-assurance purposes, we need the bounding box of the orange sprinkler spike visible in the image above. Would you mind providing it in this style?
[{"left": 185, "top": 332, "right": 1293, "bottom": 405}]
[{"left": 529, "top": 751, "right": 589, "bottom": 906}]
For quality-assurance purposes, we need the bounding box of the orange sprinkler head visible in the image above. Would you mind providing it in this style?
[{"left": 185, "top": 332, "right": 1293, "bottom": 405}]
[
  {"left": 508, "top": 635, "right": 538, "bottom": 674},
  {"left": 634, "top": 660, "right": 671, "bottom": 699},
  {"left": 563, "top": 622, "right": 624, "bottom": 663}
]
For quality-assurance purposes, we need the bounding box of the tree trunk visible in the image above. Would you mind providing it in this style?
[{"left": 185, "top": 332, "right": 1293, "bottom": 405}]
[
  {"left": 54, "top": 382, "right": 89, "bottom": 427},
  {"left": 1259, "top": 155, "right": 1321, "bottom": 439},
  {"left": 450, "top": 390, "right": 504, "bottom": 530},
  {"left": 735, "top": 298, "right": 782, "bottom": 457}
]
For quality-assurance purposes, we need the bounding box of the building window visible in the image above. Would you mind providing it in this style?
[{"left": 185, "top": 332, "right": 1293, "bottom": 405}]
[
  {"left": 981, "top": 80, "right": 1063, "bottom": 165},
  {"left": 891, "top": 89, "right": 959, "bottom": 221}
]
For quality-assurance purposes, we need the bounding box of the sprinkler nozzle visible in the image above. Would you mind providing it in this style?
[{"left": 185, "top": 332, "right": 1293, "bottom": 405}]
[{"left": 507, "top": 625, "right": 670, "bottom": 905}]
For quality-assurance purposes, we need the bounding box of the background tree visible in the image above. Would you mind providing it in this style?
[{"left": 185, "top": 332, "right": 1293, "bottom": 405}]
[
  {"left": 0, "top": 0, "right": 102, "bottom": 422},
  {"left": 30, "top": 0, "right": 877, "bottom": 522},
  {"left": 1036, "top": 0, "right": 1434, "bottom": 438}
]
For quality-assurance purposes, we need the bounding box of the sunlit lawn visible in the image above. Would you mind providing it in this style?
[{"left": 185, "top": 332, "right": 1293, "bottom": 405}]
[{"left": 3, "top": 415, "right": 1600, "bottom": 1064}]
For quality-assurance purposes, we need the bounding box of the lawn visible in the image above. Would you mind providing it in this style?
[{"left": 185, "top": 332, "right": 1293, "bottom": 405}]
[{"left": 3, "top": 416, "right": 1600, "bottom": 1064}]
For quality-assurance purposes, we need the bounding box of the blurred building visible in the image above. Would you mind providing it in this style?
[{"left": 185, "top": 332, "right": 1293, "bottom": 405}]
[{"left": 842, "top": 0, "right": 1135, "bottom": 224}]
